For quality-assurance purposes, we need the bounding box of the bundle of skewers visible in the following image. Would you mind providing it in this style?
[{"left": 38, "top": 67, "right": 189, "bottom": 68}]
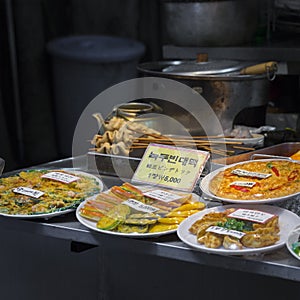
[
  {"left": 90, "top": 114, "right": 255, "bottom": 157},
  {"left": 130, "top": 135, "right": 255, "bottom": 156}
]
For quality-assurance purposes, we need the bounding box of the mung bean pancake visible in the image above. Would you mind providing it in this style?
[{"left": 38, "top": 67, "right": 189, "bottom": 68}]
[
  {"left": 209, "top": 160, "right": 300, "bottom": 200},
  {"left": 0, "top": 169, "right": 102, "bottom": 216}
]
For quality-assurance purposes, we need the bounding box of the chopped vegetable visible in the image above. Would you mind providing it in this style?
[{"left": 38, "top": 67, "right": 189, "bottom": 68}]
[
  {"left": 267, "top": 162, "right": 279, "bottom": 177},
  {"left": 124, "top": 218, "right": 157, "bottom": 225},
  {"left": 231, "top": 185, "right": 249, "bottom": 192},
  {"left": 97, "top": 216, "right": 120, "bottom": 230},
  {"left": 158, "top": 217, "right": 185, "bottom": 224},
  {"left": 217, "top": 218, "right": 253, "bottom": 232},
  {"left": 117, "top": 224, "right": 149, "bottom": 233},
  {"left": 172, "top": 202, "right": 205, "bottom": 212},
  {"left": 79, "top": 208, "right": 105, "bottom": 221},
  {"left": 166, "top": 209, "right": 200, "bottom": 218},
  {"left": 149, "top": 223, "right": 178, "bottom": 233},
  {"left": 110, "top": 186, "right": 136, "bottom": 200},
  {"left": 121, "top": 182, "right": 144, "bottom": 200},
  {"left": 292, "top": 241, "right": 300, "bottom": 256},
  {"left": 288, "top": 170, "right": 298, "bottom": 181},
  {"left": 107, "top": 204, "right": 131, "bottom": 220}
]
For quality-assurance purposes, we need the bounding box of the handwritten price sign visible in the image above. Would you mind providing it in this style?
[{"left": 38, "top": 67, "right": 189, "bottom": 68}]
[{"left": 132, "top": 143, "right": 210, "bottom": 192}]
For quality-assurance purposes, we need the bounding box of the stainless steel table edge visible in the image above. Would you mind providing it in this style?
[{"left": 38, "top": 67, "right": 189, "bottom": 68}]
[{"left": 0, "top": 155, "right": 299, "bottom": 282}]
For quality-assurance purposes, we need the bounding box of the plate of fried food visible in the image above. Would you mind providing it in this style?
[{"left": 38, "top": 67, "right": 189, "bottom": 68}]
[
  {"left": 76, "top": 182, "right": 207, "bottom": 237},
  {"left": 200, "top": 159, "right": 300, "bottom": 204},
  {"left": 177, "top": 204, "right": 300, "bottom": 255},
  {"left": 0, "top": 169, "right": 103, "bottom": 219},
  {"left": 286, "top": 224, "right": 300, "bottom": 261}
]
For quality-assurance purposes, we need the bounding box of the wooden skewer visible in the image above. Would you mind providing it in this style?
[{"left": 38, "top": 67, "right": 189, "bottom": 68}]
[
  {"left": 232, "top": 145, "right": 256, "bottom": 151},
  {"left": 189, "top": 135, "right": 227, "bottom": 139},
  {"left": 136, "top": 136, "right": 224, "bottom": 140},
  {"left": 130, "top": 143, "right": 233, "bottom": 157},
  {"left": 94, "top": 134, "right": 240, "bottom": 144},
  {"left": 200, "top": 145, "right": 234, "bottom": 156},
  {"left": 131, "top": 143, "right": 150, "bottom": 146},
  {"left": 135, "top": 137, "right": 243, "bottom": 145},
  {"left": 130, "top": 145, "right": 149, "bottom": 150},
  {"left": 132, "top": 141, "right": 211, "bottom": 147},
  {"left": 199, "top": 145, "right": 233, "bottom": 156},
  {"left": 133, "top": 141, "right": 242, "bottom": 147}
]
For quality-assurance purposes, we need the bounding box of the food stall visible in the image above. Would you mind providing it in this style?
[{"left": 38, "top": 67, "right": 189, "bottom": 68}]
[
  {"left": 1, "top": 1, "right": 300, "bottom": 299},
  {"left": 0, "top": 99, "right": 300, "bottom": 299}
]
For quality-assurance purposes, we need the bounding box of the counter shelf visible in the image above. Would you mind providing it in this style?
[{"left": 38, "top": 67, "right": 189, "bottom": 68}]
[{"left": 0, "top": 155, "right": 300, "bottom": 284}]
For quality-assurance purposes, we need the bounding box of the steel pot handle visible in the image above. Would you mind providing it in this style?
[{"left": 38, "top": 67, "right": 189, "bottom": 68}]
[{"left": 240, "top": 61, "right": 277, "bottom": 81}]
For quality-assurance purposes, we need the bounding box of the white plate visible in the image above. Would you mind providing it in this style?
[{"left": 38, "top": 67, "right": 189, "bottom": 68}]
[
  {"left": 286, "top": 224, "right": 300, "bottom": 260},
  {"left": 0, "top": 170, "right": 104, "bottom": 219},
  {"left": 200, "top": 159, "right": 300, "bottom": 204},
  {"left": 177, "top": 204, "right": 300, "bottom": 256},
  {"left": 76, "top": 193, "right": 202, "bottom": 238},
  {"left": 2, "top": 207, "right": 77, "bottom": 220}
]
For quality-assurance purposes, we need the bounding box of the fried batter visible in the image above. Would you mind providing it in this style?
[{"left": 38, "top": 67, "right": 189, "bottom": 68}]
[
  {"left": 198, "top": 232, "right": 223, "bottom": 248},
  {"left": 189, "top": 208, "right": 280, "bottom": 250}
]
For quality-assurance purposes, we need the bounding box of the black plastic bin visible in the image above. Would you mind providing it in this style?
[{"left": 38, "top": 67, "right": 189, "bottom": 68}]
[{"left": 47, "top": 35, "right": 145, "bottom": 157}]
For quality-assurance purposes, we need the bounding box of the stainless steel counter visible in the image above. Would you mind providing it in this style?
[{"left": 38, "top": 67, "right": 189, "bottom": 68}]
[
  {"left": 1, "top": 155, "right": 300, "bottom": 286},
  {"left": 1, "top": 206, "right": 299, "bottom": 280}
]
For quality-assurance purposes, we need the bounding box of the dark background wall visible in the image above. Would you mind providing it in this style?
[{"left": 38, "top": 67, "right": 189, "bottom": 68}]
[
  {"left": 0, "top": 0, "right": 162, "bottom": 171},
  {"left": 0, "top": 0, "right": 298, "bottom": 172}
]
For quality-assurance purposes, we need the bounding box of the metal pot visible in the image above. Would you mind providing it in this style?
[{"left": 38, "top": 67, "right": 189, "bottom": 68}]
[
  {"left": 161, "top": 0, "right": 259, "bottom": 46},
  {"left": 137, "top": 59, "right": 273, "bottom": 131},
  {"left": 113, "top": 102, "right": 154, "bottom": 120},
  {"left": 107, "top": 101, "right": 192, "bottom": 135}
]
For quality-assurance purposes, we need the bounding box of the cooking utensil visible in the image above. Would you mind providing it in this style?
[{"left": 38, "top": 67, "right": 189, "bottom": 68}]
[
  {"left": 240, "top": 61, "right": 277, "bottom": 80},
  {"left": 161, "top": 0, "right": 259, "bottom": 46},
  {"left": 138, "top": 59, "right": 271, "bottom": 131}
]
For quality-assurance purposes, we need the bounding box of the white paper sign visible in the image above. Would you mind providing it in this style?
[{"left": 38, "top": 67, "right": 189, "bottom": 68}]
[
  {"left": 122, "top": 199, "right": 159, "bottom": 213},
  {"left": 228, "top": 208, "right": 275, "bottom": 224},
  {"left": 41, "top": 172, "right": 80, "bottom": 184},
  {"left": 143, "top": 189, "right": 182, "bottom": 203},
  {"left": 230, "top": 181, "right": 256, "bottom": 188},
  {"left": 231, "top": 169, "right": 271, "bottom": 179},
  {"left": 13, "top": 187, "right": 44, "bottom": 199},
  {"left": 206, "top": 226, "right": 246, "bottom": 239}
]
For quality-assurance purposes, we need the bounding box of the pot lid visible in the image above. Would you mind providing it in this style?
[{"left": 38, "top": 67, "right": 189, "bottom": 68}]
[{"left": 162, "top": 59, "right": 244, "bottom": 76}]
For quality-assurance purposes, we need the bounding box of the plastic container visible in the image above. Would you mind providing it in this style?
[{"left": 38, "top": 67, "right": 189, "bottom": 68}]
[{"left": 47, "top": 35, "right": 145, "bottom": 156}]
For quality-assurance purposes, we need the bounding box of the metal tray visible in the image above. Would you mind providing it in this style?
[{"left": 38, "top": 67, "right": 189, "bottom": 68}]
[
  {"left": 87, "top": 143, "right": 300, "bottom": 178},
  {"left": 212, "top": 142, "right": 300, "bottom": 166},
  {"left": 87, "top": 151, "right": 141, "bottom": 178}
]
